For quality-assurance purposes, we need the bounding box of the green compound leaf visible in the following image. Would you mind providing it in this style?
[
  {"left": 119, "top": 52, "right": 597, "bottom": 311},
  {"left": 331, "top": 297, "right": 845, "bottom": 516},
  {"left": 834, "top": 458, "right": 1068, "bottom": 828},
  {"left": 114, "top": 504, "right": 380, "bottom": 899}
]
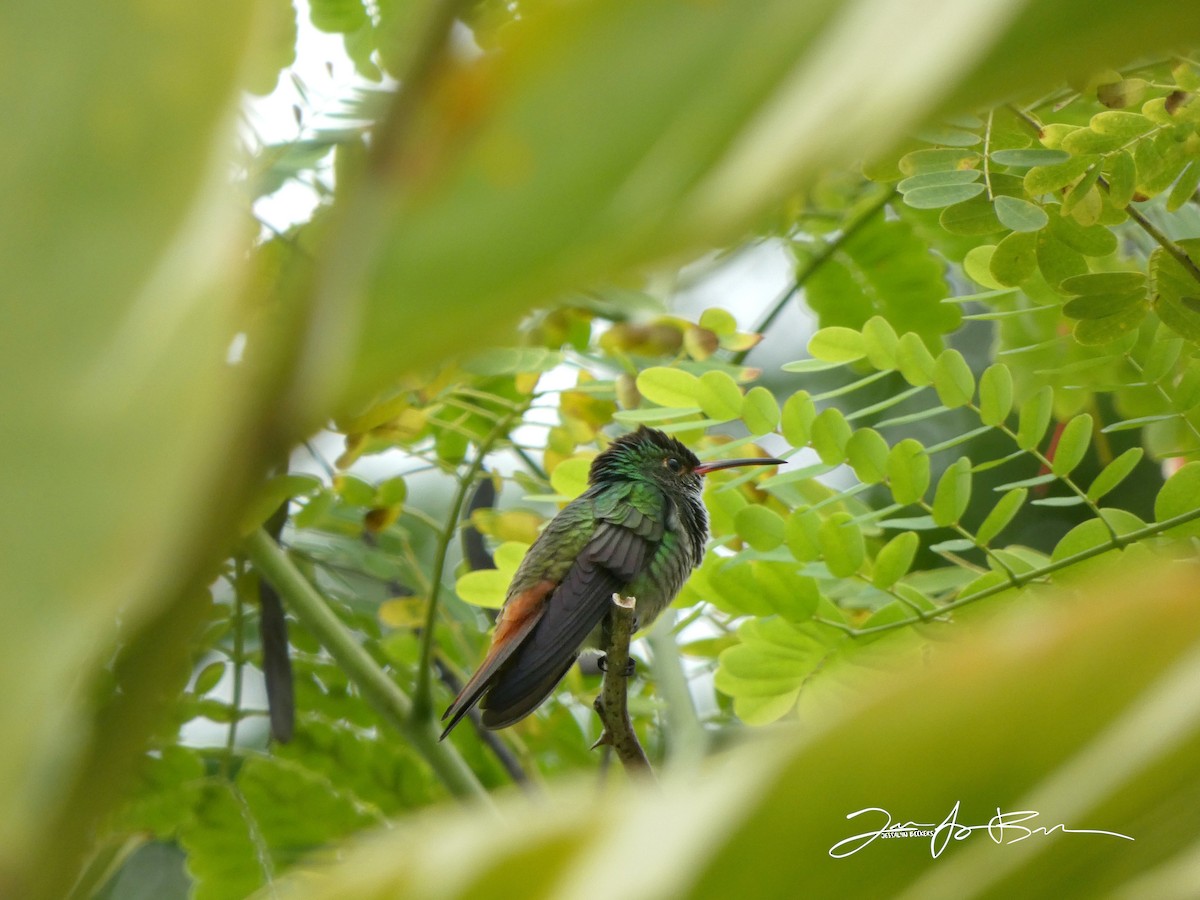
[
  {"left": 845, "top": 428, "right": 890, "bottom": 484},
  {"left": 714, "top": 617, "right": 844, "bottom": 725},
  {"left": 742, "top": 386, "right": 781, "bottom": 436},
  {"left": 871, "top": 531, "right": 919, "bottom": 589},
  {"left": 810, "top": 408, "right": 853, "bottom": 465},
  {"left": 1051, "top": 413, "right": 1093, "bottom": 476},
  {"left": 978, "top": 364, "right": 1014, "bottom": 426},
  {"left": 1016, "top": 386, "right": 1054, "bottom": 450},
  {"left": 932, "top": 348, "right": 975, "bottom": 408},
  {"left": 637, "top": 367, "right": 701, "bottom": 408},
  {"left": 977, "top": 487, "right": 1027, "bottom": 545},
  {"left": 1087, "top": 447, "right": 1144, "bottom": 502},
  {"left": 804, "top": 217, "right": 957, "bottom": 347},
  {"left": 932, "top": 457, "right": 973, "bottom": 526},
  {"left": 819, "top": 512, "right": 865, "bottom": 578},
  {"left": 781, "top": 391, "right": 817, "bottom": 447},
  {"left": 887, "top": 439, "right": 930, "bottom": 505}
]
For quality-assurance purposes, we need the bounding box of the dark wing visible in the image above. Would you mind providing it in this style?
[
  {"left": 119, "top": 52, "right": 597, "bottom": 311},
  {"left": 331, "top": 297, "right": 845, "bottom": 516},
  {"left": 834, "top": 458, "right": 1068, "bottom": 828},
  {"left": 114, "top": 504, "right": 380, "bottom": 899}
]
[{"left": 478, "top": 519, "right": 651, "bottom": 729}]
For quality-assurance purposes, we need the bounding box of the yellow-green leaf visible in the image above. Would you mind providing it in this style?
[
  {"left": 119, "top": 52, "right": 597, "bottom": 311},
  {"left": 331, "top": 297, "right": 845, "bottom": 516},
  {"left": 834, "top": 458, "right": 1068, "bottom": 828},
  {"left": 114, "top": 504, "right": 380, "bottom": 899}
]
[
  {"left": 932, "top": 349, "right": 975, "bottom": 408},
  {"left": 1016, "top": 387, "right": 1054, "bottom": 450},
  {"left": 978, "top": 364, "right": 1013, "bottom": 426},
  {"left": 637, "top": 367, "right": 702, "bottom": 408},
  {"left": 871, "top": 531, "right": 919, "bottom": 589},
  {"left": 819, "top": 512, "right": 864, "bottom": 578},
  {"left": 977, "top": 488, "right": 1027, "bottom": 545},
  {"left": 807, "top": 327, "right": 865, "bottom": 363},
  {"left": 742, "top": 387, "right": 780, "bottom": 436},
  {"left": 932, "top": 457, "right": 972, "bottom": 526},
  {"left": 696, "top": 370, "right": 744, "bottom": 421},
  {"left": 734, "top": 506, "right": 786, "bottom": 552},
  {"left": 781, "top": 391, "right": 817, "bottom": 448},
  {"left": 809, "top": 408, "right": 852, "bottom": 465},
  {"left": 887, "top": 439, "right": 930, "bottom": 505}
]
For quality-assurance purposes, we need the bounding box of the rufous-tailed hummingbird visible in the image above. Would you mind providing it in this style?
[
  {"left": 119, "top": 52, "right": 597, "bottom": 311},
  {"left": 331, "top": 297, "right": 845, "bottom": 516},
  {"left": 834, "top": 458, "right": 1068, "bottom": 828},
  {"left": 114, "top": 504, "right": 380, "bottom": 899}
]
[{"left": 441, "top": 425, "right": 784, "bottom": 737}]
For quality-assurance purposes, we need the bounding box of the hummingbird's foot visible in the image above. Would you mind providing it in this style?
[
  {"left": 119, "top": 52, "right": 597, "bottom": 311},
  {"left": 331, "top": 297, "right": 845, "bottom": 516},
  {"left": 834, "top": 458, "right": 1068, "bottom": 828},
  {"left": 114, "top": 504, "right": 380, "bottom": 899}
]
[{"left": 597, "top": 654, "right": 637, "bottom": 677}]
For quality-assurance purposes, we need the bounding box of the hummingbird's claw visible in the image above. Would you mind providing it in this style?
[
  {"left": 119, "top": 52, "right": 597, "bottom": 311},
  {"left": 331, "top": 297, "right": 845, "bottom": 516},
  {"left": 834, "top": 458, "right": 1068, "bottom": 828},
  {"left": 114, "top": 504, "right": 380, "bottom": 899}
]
[{"left": 597, "top": 654, "right": 638, "bottom": 677}]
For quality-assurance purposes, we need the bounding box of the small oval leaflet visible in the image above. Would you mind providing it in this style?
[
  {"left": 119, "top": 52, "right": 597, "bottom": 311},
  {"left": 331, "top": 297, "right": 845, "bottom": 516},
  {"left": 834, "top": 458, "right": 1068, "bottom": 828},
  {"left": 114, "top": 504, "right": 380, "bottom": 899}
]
[
  {"left": 1051, "top": 413, "right": 1093, "bottom": 477},
  {"left": 846, "top": 428, "right": 890, "bottom": 484},
  {"left": 887, "top": 439, "right": 931, "bottom": 505},
  {"left": 932, "top": 457, "right": 972, "bottom": 526},
  {"left": 810, "top": 408, "right": 852, "bottom": 465},
  {"left": 819, "top": 512, "right": 865, "bottom": 578},
  {"left": 872, "top": 531, "right": 919, "bottom": 589},
  {"left": 742, "top": 386, "right": 780, "bottom": 436},
  {"left": 989, "top": 148, "right": 1070, "bottom": 167},
  {"left": 807, "top": 326, "right": 866, "bottom": 363},
  {"left": 977, "top": 488, "right": 1027, "bottom": 546},
  {"left": 1087, "top": 447, "right": 1143, "bottom": 502},
  {"left": 903, "top": 182, "right": 986, "bottom": 210},
  {"left": 636, "top": 367, "right": 701, "bottom": 408},
  {"left": 993, "top": 195, "right": 1049, "bottom": 232},
  {"left": 978, "top": 364, "right": 1013, "bottom": 426}
]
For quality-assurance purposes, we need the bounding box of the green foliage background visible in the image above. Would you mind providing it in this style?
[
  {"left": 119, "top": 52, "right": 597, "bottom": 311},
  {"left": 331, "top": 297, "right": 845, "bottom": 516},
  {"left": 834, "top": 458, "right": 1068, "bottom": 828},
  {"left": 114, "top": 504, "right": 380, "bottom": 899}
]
[{"left": 7, "top": 1, "right": 1200, "bottom": 898}]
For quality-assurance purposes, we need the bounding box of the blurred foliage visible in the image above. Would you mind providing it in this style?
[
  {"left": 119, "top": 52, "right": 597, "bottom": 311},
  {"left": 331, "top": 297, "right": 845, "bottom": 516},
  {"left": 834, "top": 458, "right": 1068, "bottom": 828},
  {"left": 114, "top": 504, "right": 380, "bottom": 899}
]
[{"left": 7, "top": 1, "right": 1200, "bottom": 899}]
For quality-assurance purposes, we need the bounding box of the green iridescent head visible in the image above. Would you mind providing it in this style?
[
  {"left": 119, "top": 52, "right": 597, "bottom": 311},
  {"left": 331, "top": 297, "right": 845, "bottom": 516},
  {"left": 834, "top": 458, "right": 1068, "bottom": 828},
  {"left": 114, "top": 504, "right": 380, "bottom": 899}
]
[{"left": 588, "top": 426, "right": 784, "bottom": 494}]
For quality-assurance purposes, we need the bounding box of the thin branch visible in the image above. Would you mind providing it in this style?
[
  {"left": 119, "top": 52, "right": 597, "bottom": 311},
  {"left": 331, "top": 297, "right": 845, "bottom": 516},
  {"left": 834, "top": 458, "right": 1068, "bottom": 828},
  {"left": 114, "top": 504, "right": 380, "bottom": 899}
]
[
  {"left": 414, "top": 409, "right": 523, "bottom": 717},
  {"left": 824, "top": 503, "right": 1200, "bottom": 637},
  {"left": 1120, "top": 199, "right": 1200, "bottom": 284},
  {"left": 241, "top": 528, "right": 490, "bottom": 803},
  {"left": 592, "top": 594, "right": 654, "bottom": 777},
  {"left": 733, "top": 186, "right": 897, "bottom": 365},
  {"left": 223, "top": 559, "right": 247, "bottom": 775}
]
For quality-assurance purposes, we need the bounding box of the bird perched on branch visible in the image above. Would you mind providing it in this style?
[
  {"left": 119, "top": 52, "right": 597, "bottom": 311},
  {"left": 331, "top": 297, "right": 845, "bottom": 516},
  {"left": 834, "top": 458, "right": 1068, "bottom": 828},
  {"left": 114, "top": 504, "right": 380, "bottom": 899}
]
[{"left": 441, "top": 425, "right": 784, "bottom": 738}]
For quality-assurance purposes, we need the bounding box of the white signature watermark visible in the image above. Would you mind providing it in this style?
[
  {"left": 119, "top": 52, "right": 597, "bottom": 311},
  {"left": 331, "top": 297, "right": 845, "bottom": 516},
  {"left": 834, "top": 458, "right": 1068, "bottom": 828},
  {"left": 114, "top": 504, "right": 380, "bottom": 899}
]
[{"left": 829, "top": 801, "right": 1134, "bottom": 859}]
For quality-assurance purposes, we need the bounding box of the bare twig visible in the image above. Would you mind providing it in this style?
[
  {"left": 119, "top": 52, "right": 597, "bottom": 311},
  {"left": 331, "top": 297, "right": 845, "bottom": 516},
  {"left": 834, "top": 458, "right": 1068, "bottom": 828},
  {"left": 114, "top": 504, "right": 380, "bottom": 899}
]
[{"left": 592, "top": 594, "right": 654, "bottom": 777}]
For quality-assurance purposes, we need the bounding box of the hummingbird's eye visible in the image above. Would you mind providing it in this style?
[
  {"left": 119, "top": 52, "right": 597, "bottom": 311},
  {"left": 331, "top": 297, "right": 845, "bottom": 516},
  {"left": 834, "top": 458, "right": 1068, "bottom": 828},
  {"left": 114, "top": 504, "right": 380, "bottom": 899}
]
[{"left": 664, "top": 457, "right": 682, "bottom": 473}]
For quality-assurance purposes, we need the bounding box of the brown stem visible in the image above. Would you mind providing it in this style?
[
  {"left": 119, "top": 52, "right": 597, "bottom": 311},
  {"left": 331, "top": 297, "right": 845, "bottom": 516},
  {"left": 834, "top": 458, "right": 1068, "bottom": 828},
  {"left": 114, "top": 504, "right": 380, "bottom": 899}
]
[{"left": 592, "top": 594, "right": 654, "bottom": 777}]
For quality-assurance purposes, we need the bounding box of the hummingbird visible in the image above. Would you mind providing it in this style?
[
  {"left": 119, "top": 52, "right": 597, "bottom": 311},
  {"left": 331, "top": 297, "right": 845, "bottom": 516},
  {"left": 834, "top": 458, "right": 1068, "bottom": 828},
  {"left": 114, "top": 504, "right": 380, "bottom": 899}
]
[{"left": 440, "top": 425, "right": 784, "bottom": 738}]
